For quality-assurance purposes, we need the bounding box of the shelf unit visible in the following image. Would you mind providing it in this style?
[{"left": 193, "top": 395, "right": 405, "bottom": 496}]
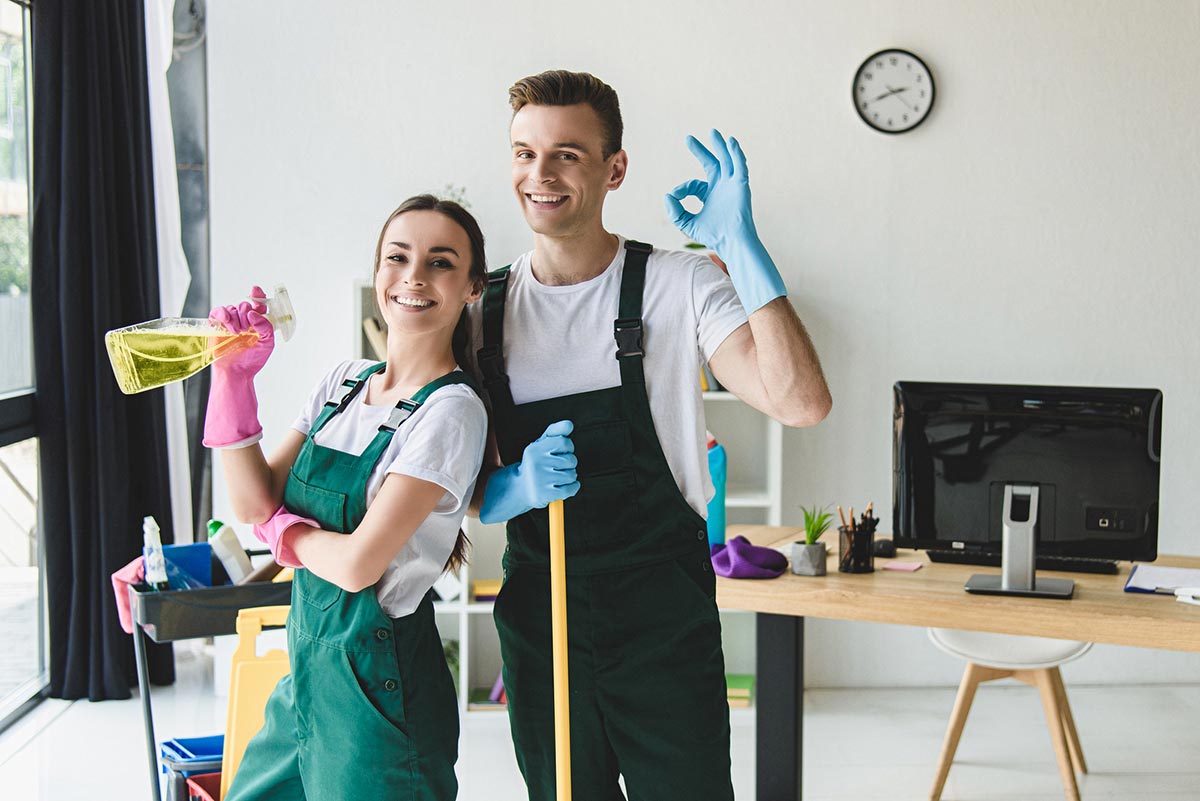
[{"left": 358, "top": 286, "right": 782, "bottom": 715}]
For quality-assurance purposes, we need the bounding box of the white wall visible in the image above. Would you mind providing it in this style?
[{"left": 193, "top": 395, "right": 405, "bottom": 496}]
[{"left": 207, "top": 0, "right": 1200, "bottom": 686}]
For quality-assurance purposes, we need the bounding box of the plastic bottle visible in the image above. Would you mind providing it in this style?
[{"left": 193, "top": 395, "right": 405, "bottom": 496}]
[
  {"left": 207, "top": 519, "right": 253, "bottom": 584},
  {"left": 104, "top": 284, "right": 297, "bottom": 395},
  {"left": 142, "top": 515, "right": 170, "bottom": 591},
  {"left": 705, "top": 431, "right": 727, "bottom": 548}
]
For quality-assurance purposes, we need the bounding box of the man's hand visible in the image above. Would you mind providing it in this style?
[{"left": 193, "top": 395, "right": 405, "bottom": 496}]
[
  {"left": 479, "top": 421, "right": 580, "bottom": 524},
  {"left": 663, "top": 129, "right": 787, "bottom": 313}
]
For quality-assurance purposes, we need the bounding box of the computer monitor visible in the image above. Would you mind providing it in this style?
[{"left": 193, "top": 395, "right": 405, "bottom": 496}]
[{"left": 893, "top": 382, "right": 1162, "bottom": 597}]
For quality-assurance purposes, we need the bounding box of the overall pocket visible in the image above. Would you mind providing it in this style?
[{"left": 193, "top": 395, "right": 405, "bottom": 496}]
[
  {"left": 294, "top": 569, "right": 343, "bottom": 612},
  {"left": 283, "top": 475, "right": 350, "bottom": 534}
]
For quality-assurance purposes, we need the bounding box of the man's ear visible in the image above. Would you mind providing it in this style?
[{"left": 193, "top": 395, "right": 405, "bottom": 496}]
[{"left": 606, "top": 149, "right": 628, "bottom": 191}]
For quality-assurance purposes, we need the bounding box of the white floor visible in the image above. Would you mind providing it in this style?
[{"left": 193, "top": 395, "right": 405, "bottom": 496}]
[{"left": 1, "top": 645, "right": 1197, "bottom": 800}]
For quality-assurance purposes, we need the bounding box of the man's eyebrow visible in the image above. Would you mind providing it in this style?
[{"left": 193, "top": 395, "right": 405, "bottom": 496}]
[
  {"left": 387, "top": 242, "right": 460, "bottom": 257},
  {"left": 511, "top": 140, "right": 589, "bottom": 151}
]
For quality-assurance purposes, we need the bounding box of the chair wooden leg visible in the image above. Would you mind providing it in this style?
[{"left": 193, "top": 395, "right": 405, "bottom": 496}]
[
  {"left": 1033, "top": 668, "right": 1081, "bottom": 801},
  {"left": 1049, "top": 667, "right": 1087, "bottom": 774},
  {"left": 930, "top": 662, "right": 1007, "bottom": 801}
]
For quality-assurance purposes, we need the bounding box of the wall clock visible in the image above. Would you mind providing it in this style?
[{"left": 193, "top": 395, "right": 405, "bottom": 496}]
[{"left": 853, "top": 49, "right": 935, "bottom": 134}]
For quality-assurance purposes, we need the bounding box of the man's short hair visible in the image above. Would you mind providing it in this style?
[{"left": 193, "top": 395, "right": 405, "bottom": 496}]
[{"left": 508, "top": 70, "right": 623, "bottom": 159}]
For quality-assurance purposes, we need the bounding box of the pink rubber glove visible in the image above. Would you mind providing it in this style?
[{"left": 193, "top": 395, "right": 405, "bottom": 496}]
[
  {"left": 253, "top": 505, "right": 318, "bottom": 569},
  {"left": 111, "top": 555, "right": 145, "bottom": 634},
  {"left": 202, "top": 285, "right": 275, "bottom": 449}
]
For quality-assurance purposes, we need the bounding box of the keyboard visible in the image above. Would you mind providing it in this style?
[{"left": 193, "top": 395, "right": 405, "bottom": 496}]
[{"left": 925, "top": 549, "right": 1119, "bottom": 575}]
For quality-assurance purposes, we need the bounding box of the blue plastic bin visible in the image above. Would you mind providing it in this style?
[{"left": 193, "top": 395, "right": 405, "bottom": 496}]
[{"left": 160, "top": 735, "right": 224, "bottom": 801}]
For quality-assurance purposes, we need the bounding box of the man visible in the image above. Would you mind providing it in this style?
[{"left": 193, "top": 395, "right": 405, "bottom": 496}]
[{"left": 470, "top": 70, "right": 830, "bottom": 801}]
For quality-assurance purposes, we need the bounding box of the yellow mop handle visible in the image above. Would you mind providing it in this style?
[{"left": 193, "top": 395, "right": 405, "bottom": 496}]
[{"left": 549, "top": 499, "right": 571, "bottom": 801}]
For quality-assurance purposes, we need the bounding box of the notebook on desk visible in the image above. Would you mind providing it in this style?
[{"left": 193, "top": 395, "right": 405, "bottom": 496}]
[{"left": 1124, "top": 564, "right": 1200, "bottom": 594}]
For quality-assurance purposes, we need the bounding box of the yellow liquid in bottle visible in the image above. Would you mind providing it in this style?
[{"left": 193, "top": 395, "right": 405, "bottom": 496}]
[{"left": 105, "top": 319, "right": 259, "bottom": 395}]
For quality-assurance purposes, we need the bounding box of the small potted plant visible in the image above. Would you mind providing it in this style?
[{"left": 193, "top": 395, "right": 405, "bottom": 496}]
[{"left": 792, "top": 505, "right": 833, "bottom": 576}]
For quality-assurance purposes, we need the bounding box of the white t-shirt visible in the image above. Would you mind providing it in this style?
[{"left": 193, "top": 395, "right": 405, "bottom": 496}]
[
  {"left": 467, "top": 236, "right": 748, "bottom": 517},
  {"left": 291, "top": 360, "right": 487, "bottom": 617}
]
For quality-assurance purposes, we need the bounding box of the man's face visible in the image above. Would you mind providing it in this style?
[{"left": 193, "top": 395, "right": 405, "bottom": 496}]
[{"left": 510, "top": 103, "right": 626, "bottom": 239}]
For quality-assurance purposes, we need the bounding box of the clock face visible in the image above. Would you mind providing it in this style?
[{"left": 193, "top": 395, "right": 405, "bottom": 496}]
[{"left": 853, "top": 49, "right": 935, "bottom": 134}]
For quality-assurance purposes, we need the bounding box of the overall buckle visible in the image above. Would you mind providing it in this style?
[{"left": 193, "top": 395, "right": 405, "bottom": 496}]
[
  {"left": 476, "top": 345, "right": 508, "bottom": 386},
  {"left": 324, "top": 378, "right": 361, "bottom": 413},
  {"left": 379, "top": 399, "right": 420, "bottom": 433},
  {"left": 614, "top": 318, "right": 644, "bottom": 359}
]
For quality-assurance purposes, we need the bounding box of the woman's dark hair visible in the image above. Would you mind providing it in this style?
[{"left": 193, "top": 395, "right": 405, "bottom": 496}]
[{"left": 373, "top": 194, "right": 487, "bottom": 573}]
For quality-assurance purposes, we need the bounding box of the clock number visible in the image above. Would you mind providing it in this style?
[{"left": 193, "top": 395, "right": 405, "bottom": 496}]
[
  {"left": 920, "top": 90, "right": 926, "bottom": 98},
  {"left": 876, "top": 60, "right": 883, "bottom": 69},
  {"left": 903, "top": 114, "right": 909, "bottom": 122},
  {"left": 889, "top": 56, "right": 897, "bottom": 66},
  {"left": 887, "top": 118, "right": 893, "bottom": 126},
  {"left": 916, "top": 74, "right": 923, "bottom": 83},
  {"left": 864, "top": 71, "right": 873, "bottom": 81}
]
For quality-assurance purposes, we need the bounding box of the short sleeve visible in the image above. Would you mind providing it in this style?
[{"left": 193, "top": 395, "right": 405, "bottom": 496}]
[
  {"left": 692, "top": 258, "right": 749, "bottom": 361},
  {"left": 384, "top": 389, "right": 488, "bottom": 513},
  {"left": 291, "top": 360, "right": 376, "bottom": 436}
]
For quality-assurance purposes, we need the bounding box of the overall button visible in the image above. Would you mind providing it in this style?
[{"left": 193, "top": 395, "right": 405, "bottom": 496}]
[
  {"left": 384, "top": 679, "right": 398, "bottom": 691},
  {"left": 376, "top": 628, "right": 390, "bottom": 641},
  {"left": 696, "top": 529, "right": 706, "bottom": 541},
  {"left": 701, "top": 559, "right": 712, "bottom": 572}
]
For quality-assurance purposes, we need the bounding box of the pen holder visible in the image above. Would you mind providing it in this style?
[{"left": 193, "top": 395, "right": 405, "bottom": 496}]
[{"left": 838, "top": 526, "right": 874, "bottom": 574}]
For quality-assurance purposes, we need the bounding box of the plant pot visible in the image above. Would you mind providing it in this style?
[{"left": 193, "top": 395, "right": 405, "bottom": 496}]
[{"left": 791, "top": 542, "right": 827, "bottom": 576}]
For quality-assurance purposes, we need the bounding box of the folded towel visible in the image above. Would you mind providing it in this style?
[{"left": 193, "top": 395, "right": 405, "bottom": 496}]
[{"left": 710, "top": 535, "right": 787, "bottom": 579}]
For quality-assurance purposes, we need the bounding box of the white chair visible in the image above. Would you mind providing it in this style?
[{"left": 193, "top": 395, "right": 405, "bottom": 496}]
[{"left": 927, "top": 628, "right": 1091, "bottom": 801}]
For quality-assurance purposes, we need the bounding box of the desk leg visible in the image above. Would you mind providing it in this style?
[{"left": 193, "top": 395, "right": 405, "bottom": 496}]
[
  {"left": 132, "top": 624, "right": 162, "bottom": 801},
  {"left": 756, "top": 613, "right": 803, "bottom": 801}
]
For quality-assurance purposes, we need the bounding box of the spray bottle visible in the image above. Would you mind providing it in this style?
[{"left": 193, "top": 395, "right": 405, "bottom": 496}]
[
  {"left": 705, "top": 430, "right": 727, "bottom": 548},
  {"left": 142, "top": 515, "right": 170, "bottom": 591},
  {"left": 104, "top": 284, "right": 297, "bottom": 395}
]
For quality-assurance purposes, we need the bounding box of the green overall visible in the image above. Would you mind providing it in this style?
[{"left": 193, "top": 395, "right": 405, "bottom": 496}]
[
  {"left": 477, "top": 241, "right": 734, "bottom": 801},
  {"left": 225, "top": 363, "right": 472, "bottom": 801}
]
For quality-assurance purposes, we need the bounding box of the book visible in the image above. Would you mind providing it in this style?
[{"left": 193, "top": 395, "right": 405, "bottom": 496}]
[
  {"left": 727, "top": 696, "right": 752, "bottom": 709},
  {"left": 468, "top": 687, "right": 507, "bottom": 711},
  {"left": 472, "top": 578, "right": 502, "bottom": 602},
  {"left": 726, "top": 673, "right": 755, "bottom": 700},
  {"left": 1125, "top": 564, "right": 1200, "bottom": 594}
]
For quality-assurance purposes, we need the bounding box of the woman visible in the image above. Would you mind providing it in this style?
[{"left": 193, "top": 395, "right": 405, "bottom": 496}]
[{"left": 206, "top": 195, "right": 488, "bottom": 801}]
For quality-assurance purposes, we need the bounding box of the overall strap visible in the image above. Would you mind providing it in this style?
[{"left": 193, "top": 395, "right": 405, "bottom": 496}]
[
  {"left": 477, "top": 266, "right": 515, "bottom": 412},
  {"left": 377, "top": 371, "right": 478, "bottom": 434},
  {"left": 308, "top": 362, "right": 386, "bottom": 437},
  {"left": 614, "top": 240, "right": 652, "bottom": 386},
  {"left": 357, "top": 370, "right": 478, "bottom": 473}
]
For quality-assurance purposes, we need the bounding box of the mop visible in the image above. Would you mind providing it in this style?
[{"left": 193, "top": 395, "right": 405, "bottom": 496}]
[{"left": 549, "top": 499, "right": 571, "bottom": 800}]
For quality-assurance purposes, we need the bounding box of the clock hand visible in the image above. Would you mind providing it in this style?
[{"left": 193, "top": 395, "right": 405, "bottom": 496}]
[{"left": 884, "top": 84, "right": 915, "bottom": 111}]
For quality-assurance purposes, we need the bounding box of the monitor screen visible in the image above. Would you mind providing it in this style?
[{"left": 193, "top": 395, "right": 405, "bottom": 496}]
[{"left": 893, "top": 382, "right": 1162, "bottom": 561}]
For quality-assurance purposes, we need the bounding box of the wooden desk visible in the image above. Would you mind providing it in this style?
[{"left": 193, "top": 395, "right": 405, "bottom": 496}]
[{"left": 715, "top": 525, "right": 1200, "bottom": 801}]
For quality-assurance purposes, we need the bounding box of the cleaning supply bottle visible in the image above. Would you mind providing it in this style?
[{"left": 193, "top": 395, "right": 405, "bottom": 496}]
[
  {"left": 104, "top": 284, "right": 297, "bottom": 395},
  {"left": 705, "top": 430, "right": 727, "bottom": 548},
  {"left": 207, "top": 519, "right": 253, "bottom": 584},
  {"left": 142, "top": 515, "right": 170, "bottom": 591}
]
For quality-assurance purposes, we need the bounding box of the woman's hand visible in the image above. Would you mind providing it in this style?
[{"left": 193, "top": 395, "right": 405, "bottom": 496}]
[{"left": 203, "top": 285, "right": 274, "bottom": 449}]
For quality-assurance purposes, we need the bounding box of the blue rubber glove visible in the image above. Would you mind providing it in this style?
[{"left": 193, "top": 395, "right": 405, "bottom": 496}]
[
  {"left": 479, "top": 420, "right": 580, "bottom": 524},
  {"left": 664, "top": 129, "right": 787, "bottom": 313}
]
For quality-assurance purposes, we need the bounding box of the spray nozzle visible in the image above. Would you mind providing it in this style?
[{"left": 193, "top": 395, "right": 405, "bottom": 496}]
[{"left": 246, "top": 284, "right": 297, "bottom": 342}]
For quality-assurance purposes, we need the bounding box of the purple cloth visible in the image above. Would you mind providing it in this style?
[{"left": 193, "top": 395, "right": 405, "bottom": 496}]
[{"left": 710, "top": 535, "right": 787, "bottom": 579}]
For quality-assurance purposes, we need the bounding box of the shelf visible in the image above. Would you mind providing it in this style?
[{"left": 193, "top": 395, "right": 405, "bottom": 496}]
[
  {"left": 465, "top": 602, "right": 496, "bottom": 614},
  {"left": 726, "top": 490, "right": 773, "bottom": 508}
]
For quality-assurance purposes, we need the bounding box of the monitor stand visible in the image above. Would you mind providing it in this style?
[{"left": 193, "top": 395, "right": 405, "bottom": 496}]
[{"left": 964, "top": 484, "right": 1075, "bottom": 599}]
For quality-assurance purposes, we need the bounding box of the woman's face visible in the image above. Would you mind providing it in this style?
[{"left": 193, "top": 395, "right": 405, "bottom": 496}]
[{"left": 375, "top": 210, "right": 482, "bottom": 340}]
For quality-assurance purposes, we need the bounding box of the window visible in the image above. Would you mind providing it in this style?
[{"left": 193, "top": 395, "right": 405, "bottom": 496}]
[{"left": 0, "top": 0, "right": 40, "bottom": 730}]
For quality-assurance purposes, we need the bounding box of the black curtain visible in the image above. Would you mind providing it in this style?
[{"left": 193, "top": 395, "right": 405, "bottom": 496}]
[{"left": 32, "top": 0, "right": 176, "bottom": 700}]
